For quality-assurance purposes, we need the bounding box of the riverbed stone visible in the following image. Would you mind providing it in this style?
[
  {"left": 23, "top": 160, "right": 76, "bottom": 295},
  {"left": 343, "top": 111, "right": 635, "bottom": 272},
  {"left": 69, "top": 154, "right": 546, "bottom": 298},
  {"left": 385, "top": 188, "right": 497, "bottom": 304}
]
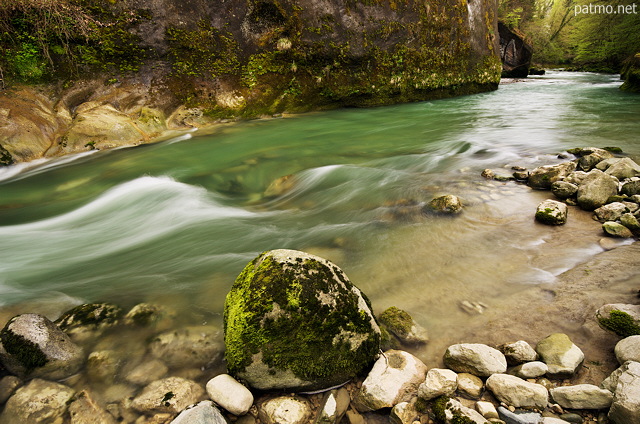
[
  {"left": 205, "top": 374, "right": 253, "bottom": 416},
  {"left": 130, "top": 377, "right": 205, "bottom": 415},
  {"left": 550, "top": 384, "right": 613, "bottom": 409},
  {"left": 417, "top": 368, "right": 458, "bottom": 400},
  {"left": 315, "top": 388, "right": 350, "bottom": 424},
  {"left": 598, "top": 157, "right": 640, "bottom": 179},
  {"left": 224, "top": 249, "right": 381, "bottom": 391},
  {"left": 621, "top": 179, "right": 640, "bottom": 196},
  {"left": 499, "top": 340, "right": 538, "bottom": 365},
  {"left": 125, "top": 359, "right": 169, "bottom": 386},
  {"left": 68, "top": 389, "right": 118, "bottom": 424},
  {"left": 424, "top": 194, "right": 463, "bottom": 214},
  {"left": 170, "top": 400, "right": 227, "bottom": 424},
  {"left": 576, "top": 169, "right": 619, "bottom": 210},
  {"left": 535, "top": 199, "right": 568, "bottom": 225},
  {"left": 620, "top": 213, "right": 640, "bottom": 234},
  {"left": 0, "top": 376, "right": 21, "bottom": 404},
  {"left": 603, "top": 221, "right": 634, "bottom": 238},
  {"left": 457, "top": 372, "right": 485, "bottom": 399},
  {"left": 354, "top": 350, "right": 427, "bottom": 411},
  {"left": 390, "top": 400, "right": 419, "bottom": 424},
  {"left": 551, "top": 181, "right": 578, "bottom": 200},
  {"left": 476, "top": 401, "right": 499, "bottom": 419},
  {"left": 596, "top": 304, "right": 640, "bottom": 337},
  {"left": 378, "top": 307, "right": 429, "bottom": 345},
  {"left": 510, "top": 361, "right": 548, "bottom": 379},
  {"left": 436, "top": 397, "right": 489, "bottom": 424},
  {"left": 528, "top": 162, "right": 576, "bottom": 190},
  {"left": 0, "top": 313, "right": 84, "bottom": 380},
  {"left": 497, "top": 406, "right": 541, "bottom": 424},
  {"left": 258, "top": 396, "right": 313, "bottom": 424},
  {"left": 608, "top": 361, "right": 640, "bottom": 424},
  {"left": 535, "top": 333, "right": 584, "bottom": 377},
  {"left": 149, "top": 325, "right": 223, "bottom": 369},
  {"left": 0, "top": 378, "right": 75, "bottom": 424},
  {"left": 614, "top": 336, "right": 640, "bottom": 364},
  {"left": 594, "top": 202, "right": 630, "bottom": 222},
  {"left": 486, "top": 374, "right": 549, "bottom": 408},
  {"left": 55, "top": 302, "right": 123, "bottom": 343},
  {"left": 579, "top": 151, "right": 613, "bottom": 171},
  {"left": 87, "top": 350, "right": 121, "bottom": 384},
  {"left": 444, "top": 343, "right": 507, "bottom": 377}
]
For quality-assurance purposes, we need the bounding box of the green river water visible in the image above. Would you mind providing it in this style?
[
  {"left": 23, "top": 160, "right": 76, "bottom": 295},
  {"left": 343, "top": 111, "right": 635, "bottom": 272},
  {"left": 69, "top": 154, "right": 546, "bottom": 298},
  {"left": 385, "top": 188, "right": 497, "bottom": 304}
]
[{"left": 0, "top": 71, "right": 639, "bottom": 367}]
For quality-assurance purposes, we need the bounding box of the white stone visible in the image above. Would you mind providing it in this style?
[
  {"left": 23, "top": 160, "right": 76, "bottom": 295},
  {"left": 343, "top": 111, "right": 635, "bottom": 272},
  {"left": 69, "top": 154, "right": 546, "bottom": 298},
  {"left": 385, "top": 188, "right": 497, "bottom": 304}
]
[
  {"left": 258, "top": 396, "right": 312, "bottom": 424},
  {"left": 206, "top": 374, "right": 253, "bottom": 416},
  {"left": 355, "top": 350, "right": 428, "bottom": 411},
  {"left": 615, "top": 335, "right": 640, "bottom": 364},
  {"left": 486, "top": 374, "right": 549, "bottom": 408},
  {"left": 444, "top": 344, "right": 507, "bottom": 377},
  {"left": 457, "top": 373, "right": 484, "bottom": 399},
  {"left": 0, "top": 378, "right": 75, "bottom": 424},
  {"left": 550, "top": 384, "right": 613, "bottom": 409},
  {"left": 417, "top": 368, "right": 458, "bottom": 400},
  {"left": 170, "top": 400, "right": 227, "bottom": 424},
  {"left": 499, "top": 340, "right": 537, "bottom": 364},
  {"left": 443, "top": 398, "right": 489, "bottom": 424},
  {"left": 535, "top": 333, "right": 584, "bottom": 377},
  {"left": 131, "top": 377, "right": 205, "bottom": 415},
  {"left": 511, "top": 361, "right": 548, "bottom": 379},
  {"left": 390, "top": 401, "right": 419, "bottom": 424},
  {"left": 316, "top": 388, "right": 350, "bottom": 424},
  {"left": 608, "top": 361, "right": 640, "bottom": 424},
  {"left": 475, "top": 401, "right": 499, "bottom": 419}
]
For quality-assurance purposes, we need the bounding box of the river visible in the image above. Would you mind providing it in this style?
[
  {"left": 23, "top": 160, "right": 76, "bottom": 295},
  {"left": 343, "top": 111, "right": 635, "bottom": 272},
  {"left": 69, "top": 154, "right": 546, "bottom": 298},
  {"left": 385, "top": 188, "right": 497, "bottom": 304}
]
[{"left": 0, "top": 71, "right": 639, "bottom": 371}]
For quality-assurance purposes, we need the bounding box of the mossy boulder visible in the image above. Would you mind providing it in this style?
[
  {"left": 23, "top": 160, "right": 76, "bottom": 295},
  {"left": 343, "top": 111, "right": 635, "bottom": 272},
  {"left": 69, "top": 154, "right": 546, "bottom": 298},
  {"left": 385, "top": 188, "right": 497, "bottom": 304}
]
[
  {"left": 535, "top": 199, "right": 568, "bottom": 225},
  {"left": 0, "top": 314, "right": 84, "bottom": 380},
  {"left": 55, "top": 303, "right": 123, "bottom": 343},
  {"left": 596, "top": 304, "right": 640, "bottom": 337},
  {"left": 423, "top": 195, "right": 463, "bottom": 215},
  {"left": 378, "top": 306, "right": 428, "bottom": 345},
  {"left": 224, "top": 249, "right": 381, "bottom": 391}
]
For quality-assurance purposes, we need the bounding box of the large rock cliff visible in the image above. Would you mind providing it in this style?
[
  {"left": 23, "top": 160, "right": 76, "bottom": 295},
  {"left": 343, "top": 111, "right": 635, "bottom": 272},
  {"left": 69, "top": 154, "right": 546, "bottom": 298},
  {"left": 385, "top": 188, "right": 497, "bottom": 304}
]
[{"left": 0, "top": 0, "right": 501, "bottom": 163}]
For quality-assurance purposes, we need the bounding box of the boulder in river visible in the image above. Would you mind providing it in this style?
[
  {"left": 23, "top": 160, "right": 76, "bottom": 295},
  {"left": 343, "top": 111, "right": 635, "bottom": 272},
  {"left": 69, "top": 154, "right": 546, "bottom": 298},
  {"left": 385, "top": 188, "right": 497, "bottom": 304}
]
[
  {"left": 423, "top": 194, "right": 463, "bottom": 214},
  {"left": 223, "top": 249, "right": 381, "bottom": 391},
  {"left": 596, "top": 304, "right": 640, "bottom": 337},
  {"left": 535, "top": 199, "right": 568, "bottom": 225},
  {"left": 594, "top": 202, "right": 630, "bottom": 222},
  {"left": 597, "top": 157, "right": 640, "bottom": 180},
  {"left": 621, "top": 179, "right": 640, "bottom": 196},
  {"left": 378, "top": 306, "right": 429, "bottom": 345},
  {"left": 55, "top": 302, "right": 123, "bottom": 343},
  {"left": 576, "top": 169, "right": 619, "bottom": 210},
  {"left": 0, "top": 378, "right": 75, "bottom": 424},
  {"left": 551, "top": 181, "right": 578, "bottom": 200},
  {"left": 527, "top": 162, "right": 576, "bottom": 190},
  {"left": 0, "top": 313, "right": 84, "bottom": 380},
  {"left": 603, "top": 221, "right": 634, "bottom": 238}
]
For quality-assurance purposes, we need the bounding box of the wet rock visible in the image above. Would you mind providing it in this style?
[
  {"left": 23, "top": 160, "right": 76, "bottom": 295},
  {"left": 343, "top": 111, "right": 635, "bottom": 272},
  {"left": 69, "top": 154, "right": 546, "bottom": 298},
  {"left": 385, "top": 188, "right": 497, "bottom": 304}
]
[
  {"left": 497, "top": 406, "right": 541, "bottom": 424},
  {"left": 620, "top": 213, "right": 640, "bottom": 235},
  {"left": 125, "top": 359, "right": 169, "bottom": 386},
  {"left": 0, "top": 313, "right": 84, "bottom": 379},
  {"left": 578, "top": 151, "right": 613, "bottom": 171},
  {"left": 55, "top": 302, "right": 123, "bottom": 343},
  {"left": 68, "top": 389, "right": 118, "bottom": 424},
  {"left": 264, "top": 174, "right": 296, "bottom": 198},
  {"left": 597, "top": 157, "right": 640, "bottom": 179},
  {"left": 535, "top": 199, "right": 568, "bottom": 225},
  {"left": 0, "top": 376, "right": 21, "bottom": 404},
  {"left": 457, "top": 372, "right": 484, "bottom": 399},
  {"left": 510, "top": 361, "right": 548, "bottom": 379},
  {"left": 130, "top": 377, "right": 206, "bottom": 415},
  {"left": 149, "top": 325, "right": 223, "bottom": 369},
  {"left": 608, "top": 361, "right": 640, "bottom": 424},
  {"left": 551, "top": 181, "right": 578, "bottom": 200},
  {"left": 124, "top": 303, "right": 172, "bottom": 328},
  {"left": 603, "top": 221, "right": 634, "bottom": 238},
  {"left": 527, "top": 162, "right": 576, "bottom": 190},
  {"left": 486, "top": 374, "right": 549, "bottom": 408},
  {"left": 316, "top": 388, "right": 350, "bottom": 424},
  {"left": 621, "top": 179, "right": 640, "bottom": 196},
  {"left": 499, "top": 340, "right": 538, "bottom": 365},
  {"left": 614, "top": 335, "right": 640, "bottom": 364},
  {"left": 444, "top": 343, "right": 507, "bottom": 377},
  {"left": 224, "top": 249, "right": 380, "bottom": 392},
  {"left": 601, "top": 361, "right": 635, "bottom": 393},
  {"left": 87, "top": 350, "right": 121, "bottom": 384},
  {"left": 435, "top": 397, "right": 489, "bottom": 424},
  {"left": 594, "top": 202, "right": 630, "bottom": 222},
  {"left": 170, "top": 400, "right": 227, "bottom": 424},
  {"left": 576, "top": 169, "right": 619, "bottom": 211},
  {"left": 0, "top": 378, "right": 75, "bottom": 424},
  {"left": 258, "top": 396, "right": 313, "bottom": 424},
  {"left": 476, "top": 401, "right": 499, "bottom": 419},
  {"left": 390, "top": 400, "right": 419, "bottom": 424},
  {"left": 550, "top": 384, "right": 613, "bottom": 409},
  {"left": 460, "top": 300, "right": 488, "bottom": 315},
  {"left": 378, "top": 306, "right": 429, "bottom": 345},
  {"left": 354, "top": 350, "right": 427, "bottom": 411},
  {"left": 596, "top": 304, "right": 640, "bottom": 337},
  {"left": 417, "top": 368, "right": 458, "bottom": 400},
  {"left": 205, "top": 374, "right": 253, "bottom": 416},
  {"left": 482, "top": 169, "right": 496, "bottom": 179},
  {"left": 535, "top": 333, "right": 584, "bottom": 377},
  {"left": 423, "top": 194, "right": 463, "bottom": 214}
]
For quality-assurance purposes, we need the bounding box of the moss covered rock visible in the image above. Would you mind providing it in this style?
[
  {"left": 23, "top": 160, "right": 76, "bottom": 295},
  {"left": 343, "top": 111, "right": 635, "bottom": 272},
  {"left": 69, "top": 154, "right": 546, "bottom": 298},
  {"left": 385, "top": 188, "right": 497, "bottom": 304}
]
[
  {"left": 535, "top": 199, "right": 568, "bottom": 225},
  {"left": 378, "top": 306, "right": 428, "bottom": 345},
  {"left": 224, "top": 249, "right": 381, "bottom": 391},
  {"left": 0, "top": 314, "right": 84, "bottom": 380},
  {"left": 55, "top": 302, "right": 123, "bottom": 343},
  {"left": 596, "top": 304, "right": 640, "bottom": 337}
]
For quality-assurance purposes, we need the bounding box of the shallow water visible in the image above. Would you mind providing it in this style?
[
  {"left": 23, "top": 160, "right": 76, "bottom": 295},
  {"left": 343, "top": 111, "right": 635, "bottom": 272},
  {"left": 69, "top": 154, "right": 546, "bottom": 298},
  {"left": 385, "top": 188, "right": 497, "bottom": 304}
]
[{"left": 0, "top": 71, "right": 639, "bottom": 370}]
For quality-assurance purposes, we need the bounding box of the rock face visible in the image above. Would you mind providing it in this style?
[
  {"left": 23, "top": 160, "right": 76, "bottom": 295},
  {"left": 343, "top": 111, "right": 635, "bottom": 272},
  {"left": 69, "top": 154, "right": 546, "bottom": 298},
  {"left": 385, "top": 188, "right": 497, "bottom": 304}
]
[
  {"left": 0, "top": 313, "right": 84, "bottom": 380},
  {"left": 0, "top": 378, "right": 75, "bottom": 424},
  {"left": 498, "top": 22, "right": 533, "bottom": 78},
  {"left": 535, "top": 333, "right": 584, "bottom": 377},
  {"left": 621, "top": 53, "right": 640, "bottom": 93},
  {"left": 223, "top": 249, "right": 381, "bottom": 391},
  {"left": 443, "top": 343, "right": 507, "bottom": 377},
  {"left": 0, "top": 0, "right": 501, "bottom": 164}
]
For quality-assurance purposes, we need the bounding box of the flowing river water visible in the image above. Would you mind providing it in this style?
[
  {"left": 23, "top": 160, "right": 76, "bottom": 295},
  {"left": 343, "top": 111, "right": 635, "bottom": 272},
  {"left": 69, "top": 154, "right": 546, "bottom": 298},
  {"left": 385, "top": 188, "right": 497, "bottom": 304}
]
[{"left": 0, "top": 71, "right": 639, "bottom": 379}]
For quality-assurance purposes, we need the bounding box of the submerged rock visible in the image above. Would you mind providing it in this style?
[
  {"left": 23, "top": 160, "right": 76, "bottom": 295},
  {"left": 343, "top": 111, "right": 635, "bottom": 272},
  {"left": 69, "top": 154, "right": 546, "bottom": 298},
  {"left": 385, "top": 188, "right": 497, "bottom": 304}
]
[
  {"left": 68, "top": 390, "right": 118, "bottom": 424},
  {"left": 0, "top": 313, "right": 84, "bottom": 380},
  {"left": 131, "top": 377, "right": 205, "bottom": 415},
  {"left": 149, "top": 325, "right": 223, "bottom": 369},
  {"left": 223, "top": 249, "right": 381, "bottom": 391},
  {"left": 423, "top": 194, "right": 463, "bottom": 214},
  {"left": 0, "top": 378, "right": 75, "bottom": 424},
  {"left": 535, "top": 199, "right": 568, "bottom": 225},
  {"left": 378, "top": 306, "right": 429, "bottom": 345},
  {"left": 55, "top": 302, "right": 123, "bottom": 343}
]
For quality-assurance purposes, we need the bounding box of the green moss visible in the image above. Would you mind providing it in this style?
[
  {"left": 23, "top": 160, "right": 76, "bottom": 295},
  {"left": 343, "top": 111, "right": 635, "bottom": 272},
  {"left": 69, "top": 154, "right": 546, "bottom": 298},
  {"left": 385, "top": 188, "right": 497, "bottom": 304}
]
[
  {"left": 430, "top": 396, "right": 474, "bottom": 424},
  {"left": 55, "top": 303, "right": 123, "bottom": 330},
  {"left": 224, "top": 251, "right": 380, "bottom": 387},
  {"left": 0, "top": 324, "right": 48, "bottom": 372},
  {"left": 379, "top": 306, "right": 413, "bottom": 338},
  {"left": 598, "top": 310, "right": 640, "bottom": 337}
]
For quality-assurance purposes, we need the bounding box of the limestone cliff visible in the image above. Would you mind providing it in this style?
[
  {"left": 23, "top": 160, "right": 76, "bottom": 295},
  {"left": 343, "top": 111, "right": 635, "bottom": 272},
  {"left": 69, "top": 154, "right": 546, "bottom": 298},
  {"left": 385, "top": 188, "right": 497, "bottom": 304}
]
[{"left": 0, "top": 0, "right": 501, "bottom": 163}]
